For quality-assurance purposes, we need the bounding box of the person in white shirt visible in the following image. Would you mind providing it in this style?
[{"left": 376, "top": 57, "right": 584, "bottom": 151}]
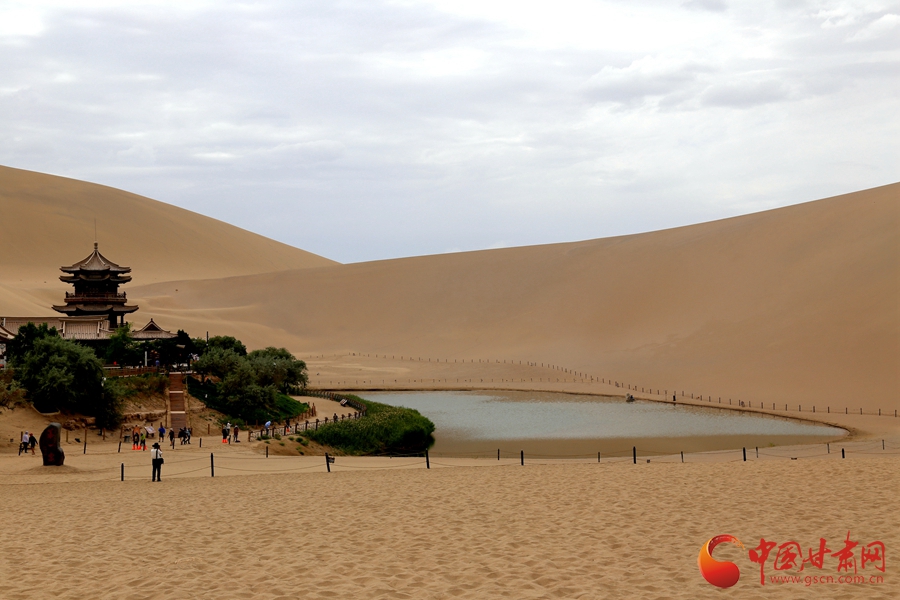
[
  {"left": 20, "top": 431, "right": 29, "bottom": 455},
  {"left": 151, "top": 443, "right": 163, "bottom": 481}
]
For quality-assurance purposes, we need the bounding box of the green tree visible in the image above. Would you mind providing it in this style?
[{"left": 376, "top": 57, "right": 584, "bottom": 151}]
[
  {"left": 220, "top": 360, "right": 277, "bottom": 422},
  {"left": 208, "top": 335, "right": 247, "bottom": 357},
  {"left": 193, "top": 347, "right": 244, "bottom": 380},
  {"left": 6, "top": 322, "right": 58, "bottom": 366},
  {"left": 104, "top": 323, "right": 142, "bottom": 365},
  {"left": 16, "top": 336, "right": 122, "bottom": 428},
  {"left": 246, "top": 347, "right": 308, "bottom": 393}
]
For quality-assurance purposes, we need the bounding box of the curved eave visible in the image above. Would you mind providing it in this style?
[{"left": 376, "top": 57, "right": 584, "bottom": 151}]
[
  {"left": 52, "top": 305, "right": 138, "bottom": 314},
  {"left": 59, "top": 274, "right": 132, "bottom": 283}
]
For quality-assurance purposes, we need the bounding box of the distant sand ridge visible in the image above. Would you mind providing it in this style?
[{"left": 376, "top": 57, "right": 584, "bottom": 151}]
[{"left": 1, "top": 166, "right": 897, "bottom": 418}]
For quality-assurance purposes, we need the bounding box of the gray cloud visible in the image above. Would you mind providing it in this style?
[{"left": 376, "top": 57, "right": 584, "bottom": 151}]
[{"left": 0, "top": 0, "right": 897, "bottom": 262}]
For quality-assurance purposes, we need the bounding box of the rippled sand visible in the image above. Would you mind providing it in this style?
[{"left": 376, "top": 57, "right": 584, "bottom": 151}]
[{"left": 0, "top": 449, "right": 896, "bottom": 599}]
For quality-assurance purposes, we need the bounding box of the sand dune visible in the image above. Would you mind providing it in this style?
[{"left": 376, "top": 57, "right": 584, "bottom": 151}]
[
  {"left": 1, "top": 167, "right": 896, "bottom": 414},
  {"left": 0, "top": 165, "right": 336, "bottom": 315},
  {"left": 131, "top": 184, "right": 899, "bottom": 412}
]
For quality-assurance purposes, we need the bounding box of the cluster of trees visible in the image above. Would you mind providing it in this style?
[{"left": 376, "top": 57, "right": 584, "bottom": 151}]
[
  {"left": 4, "top": 324, "right": 122, "bottom": 428},
  {"left": 3, "top": 326, "right": 306, "bottom": 430},
  {"left": 102, "top": 324, "right": 196, "bottom": 366},
  {"left": 191, "top": 337, "right": 308, "bottom": 424}
]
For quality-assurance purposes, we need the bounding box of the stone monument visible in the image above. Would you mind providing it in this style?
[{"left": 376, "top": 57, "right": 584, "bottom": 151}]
[{"left": 39, "top": 423, "right": 65, "bottom": 466}]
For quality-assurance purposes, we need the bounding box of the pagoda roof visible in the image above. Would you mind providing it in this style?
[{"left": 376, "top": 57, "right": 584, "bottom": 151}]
[
  {"left": 60, "top": 243, "right": 131, "bottom": 275},
  {"left": 52, "top": 304, "right": 139, "bottom": 315},
  {"left": 132, "top": 318, "right": 177, "bottom": 340}
]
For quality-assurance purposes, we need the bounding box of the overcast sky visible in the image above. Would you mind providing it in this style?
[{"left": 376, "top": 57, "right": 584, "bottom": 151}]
[{"left": 2, "top": 1, "right": 898, "bottom": 263}]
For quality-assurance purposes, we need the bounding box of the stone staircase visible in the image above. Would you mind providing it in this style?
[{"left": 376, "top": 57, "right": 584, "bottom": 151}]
[{"left": 168, "top": 373, "right": 187, "bottom": 431}]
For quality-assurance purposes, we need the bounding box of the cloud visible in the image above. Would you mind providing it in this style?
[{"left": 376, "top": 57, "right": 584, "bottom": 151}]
[
  {"left": 701, "top": 78, "right": 792, "bottom": 107},
  {"left": 0, "top": 1, "right": 897, "bottom": 262},
  {"left": 683, "top": 0, "right": 728, "bottom": 12}
]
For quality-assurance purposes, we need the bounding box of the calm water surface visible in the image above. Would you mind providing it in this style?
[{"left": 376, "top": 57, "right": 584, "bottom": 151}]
[{"left": 367, "top": 390, "right": 845, "bottom": 455}]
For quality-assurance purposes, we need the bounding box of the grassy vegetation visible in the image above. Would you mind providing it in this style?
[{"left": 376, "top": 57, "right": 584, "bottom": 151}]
[
  {"left": 187, "top": 376, "right": 309, "bottom": 424},
  {"left": 106, "top": 373, "right": 168, "bottom": 398},
  {"left": 301, "top": 395, "right": 435, "bottom": 455}
]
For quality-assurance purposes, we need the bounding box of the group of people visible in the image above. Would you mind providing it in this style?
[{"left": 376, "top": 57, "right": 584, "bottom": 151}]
[
  {"left": 175, "top": 427, "right": 192, "bottom": 445},
  {"left": 18, "top": 431, "right": 37, "bottom": 455},
  {"left": 130, "top": 426, "right": 148, "bottom": 450},
  {"left": 221, "top": 422, "right": 240, "bottom": 443}
]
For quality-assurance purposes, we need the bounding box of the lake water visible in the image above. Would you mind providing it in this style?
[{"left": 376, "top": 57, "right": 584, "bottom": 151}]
[{"left": 367, "top": 390, "right": 846, "bottom": 456}]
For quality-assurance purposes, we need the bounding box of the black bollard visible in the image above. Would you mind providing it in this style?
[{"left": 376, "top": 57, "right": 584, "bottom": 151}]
[
  {"left": 199, "top": 438, "right": 202, "bottom": 448},
  {"left": 83, "top": 438, "right": 87, "bottom": 455},
  {"left": 520, "top": 450, "right": 524, "bottom": 466},
  {"left": 325, "top": 452, "right": 331, "bottom": 473},
  {"left": 756, "top": 447, "right": 758, "bottom": 459},
  {"left": 827, "top": 443, "right": 830, "bottom": 453},
  {"left": 118, "top": 441, "right": 122, "bottom": 453},
  {"left": 633, "top": 447, "right": 636, "bottom": 464},
  {"left": 121, "top": 463, "right": 124, "bottom": 481},
  {"left": 497, "top": 449, "right": 500, "bottom": 461},
  {"left": 210, "top": 453, "right": 215, "bottom": 477},
  {"left": 841, "top": 448, "right": 845, "bottom": 459},
  {"left": 425, "top": 449, "right": 430, "bottom": 469},
  {"left": 883, "top": 440, "right": 885, "bottom": 450},
  {"left": 598, "top": 452, "right": 601, "bottom": 463},
  {"left": 681, "top": 451, "right": 684, "bottom": 463},
  {"left": 266, "top": 445, "right": 269, "bottom": 458},
  {"left": 742, "top": 448, "right": 746, "bottom": 462}
]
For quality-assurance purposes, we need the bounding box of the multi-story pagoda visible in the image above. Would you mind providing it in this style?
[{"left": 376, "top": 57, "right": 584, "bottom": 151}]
[{"left": 52, "top": 242, "right": 138, "bottom": 329}]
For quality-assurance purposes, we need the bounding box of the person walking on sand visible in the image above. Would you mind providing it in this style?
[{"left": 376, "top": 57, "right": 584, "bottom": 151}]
[
  {"left": 222, "top": 425, "right": 228, "bottom": 444},
  {"left": 29, "top": 432, "right": 37, "bottom": 455},
  {"left": 20, "top": 431, "right": 29, "bottom": 455},
  {"left": 233, "top": 424, "right": 239, "bottom": 443},
  {"left": 168, "top": 428, "right": 175, "bottom": 446},
  {"left": 140, "top": 430, "right": 147, "bottom": 451},
  {"left": 151, "top": 442, "right": 163, "bottom": 481},
  {"left": 158, "top": 424, "right": 165, "bottom": 440}
]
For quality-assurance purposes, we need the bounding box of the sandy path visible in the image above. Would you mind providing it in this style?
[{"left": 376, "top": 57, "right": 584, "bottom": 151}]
[{"left": 0, "top": 453, "right": 896, "bottom": 599}]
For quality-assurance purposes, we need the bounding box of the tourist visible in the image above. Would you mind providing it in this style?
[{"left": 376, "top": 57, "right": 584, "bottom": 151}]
[
  {"left": 186, "top": 428, "right": 192, "bottom": 444},
  {"left": 264, "top": 420, "right": 271, "bottom": 435},
  {"left": 222, "top": 425, "right": 228, "bottom": 444},
  {"left": 140, "top": 430, "right": 147, "bottom": 451},
  {"left": 178, "top": 428, "right": 186, "bottom": 445},
  {"left": 150, "top": 442, "right": 163, "bottom": 482},
  {"left": 20, "top": 431, "right": 29, "bottom": 455},
  {"left": 158, "top": 424, "right": 165, "bottom": 440},
  {"left": 132, "top": 426, "right": 141, "bottom": 450},
  {"left": 29, "top": 432, "right": 37, "bottom": 455},
  {"left": 233, "top": 424, "right": 239, "bottom": 443},
  {"left": 168, "top": 428, "right": 175, "bottom": 445}
]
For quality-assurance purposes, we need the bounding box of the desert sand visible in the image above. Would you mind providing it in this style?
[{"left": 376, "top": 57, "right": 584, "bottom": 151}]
[
  {"left": 1, "top": 166, "right": 896, "bottom": 415},
  {"left": 0, "top": 440, "right": 897, "bottom": 599},
  {"left": 0, "top": 166, "right": 335, "bottom": 317},
  {"left": 0, "top": 167, "right": 897, "bottom": 597},
  {"left": 129, "top": 182, "right": 897, "bottom": 414}
]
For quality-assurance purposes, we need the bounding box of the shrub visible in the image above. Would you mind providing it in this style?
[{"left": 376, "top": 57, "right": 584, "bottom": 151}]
[
  {"left": 15, "top": 335, "right": 122, "bottom": 428},
  {"left": 0, "top": 369, "right": 26, "bottom": 408},
  {"left": 304, "top": 395, "right": 434, "bottom": 455},
  {"left": 108, "top": 373, "right": 168, "bottom": 398}
]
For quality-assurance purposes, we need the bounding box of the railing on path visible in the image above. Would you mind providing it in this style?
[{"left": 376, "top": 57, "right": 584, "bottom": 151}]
[{"left": 247, "top": 407, "right": 362, "bottom": 442}]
